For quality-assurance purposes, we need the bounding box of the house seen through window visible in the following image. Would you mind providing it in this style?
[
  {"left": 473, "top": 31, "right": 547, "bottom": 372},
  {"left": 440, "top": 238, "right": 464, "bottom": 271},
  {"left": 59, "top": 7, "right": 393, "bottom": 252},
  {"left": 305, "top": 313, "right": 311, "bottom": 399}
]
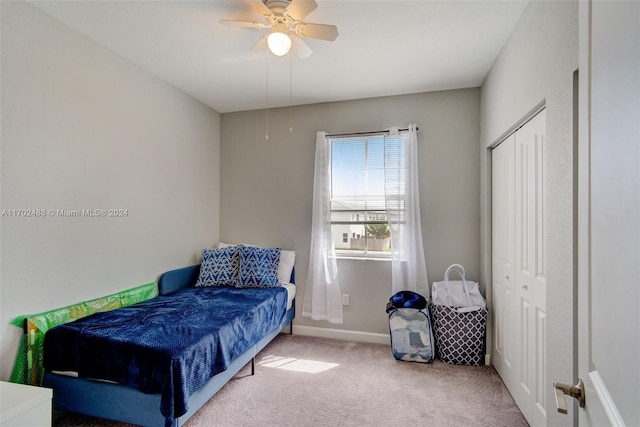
[{"left": 330, "top": 134, "right": 404, "bottom": 257}]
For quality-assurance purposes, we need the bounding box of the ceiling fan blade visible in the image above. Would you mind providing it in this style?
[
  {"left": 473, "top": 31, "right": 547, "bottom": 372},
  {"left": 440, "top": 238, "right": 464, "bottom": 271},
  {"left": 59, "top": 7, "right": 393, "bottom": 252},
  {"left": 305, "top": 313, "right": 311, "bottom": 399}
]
[
  {"left": 220, "top": 19, "right": 270, "bottom": 29},
  {"left": 295, "top": 23, "right": 339, "bottom": 41},
  {"left": 251, "top": 35, "right": 268, "bottom": 52},
  {"left": 284, "top": 0, "right": 318, "bottom": 21},
  {"left": 248, "top": 0, "right": 274, "bottom": 20},
  {"left": 290, "top": 34, "right": 313, "bottom": 58}
]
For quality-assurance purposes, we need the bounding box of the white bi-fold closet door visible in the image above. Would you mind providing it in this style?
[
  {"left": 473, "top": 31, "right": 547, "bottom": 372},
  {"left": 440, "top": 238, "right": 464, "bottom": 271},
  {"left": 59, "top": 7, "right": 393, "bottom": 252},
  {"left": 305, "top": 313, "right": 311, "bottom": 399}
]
[{"left": 492, "top": 109, "right": 547, "bottom": 426}]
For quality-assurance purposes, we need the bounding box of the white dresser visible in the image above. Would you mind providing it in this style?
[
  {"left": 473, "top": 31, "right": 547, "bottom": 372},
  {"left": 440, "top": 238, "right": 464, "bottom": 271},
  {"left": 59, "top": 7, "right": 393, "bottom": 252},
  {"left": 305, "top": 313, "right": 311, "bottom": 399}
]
[{"left": 0, "top": 382, "right": 52, "bottom": 427}]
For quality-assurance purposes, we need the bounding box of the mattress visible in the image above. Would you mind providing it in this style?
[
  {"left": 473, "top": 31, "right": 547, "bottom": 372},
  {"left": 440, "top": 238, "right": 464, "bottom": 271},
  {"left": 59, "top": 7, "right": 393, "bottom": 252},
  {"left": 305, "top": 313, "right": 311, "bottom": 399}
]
[{"left": 281, "top": 282, "right": 296, "bottom": 310}]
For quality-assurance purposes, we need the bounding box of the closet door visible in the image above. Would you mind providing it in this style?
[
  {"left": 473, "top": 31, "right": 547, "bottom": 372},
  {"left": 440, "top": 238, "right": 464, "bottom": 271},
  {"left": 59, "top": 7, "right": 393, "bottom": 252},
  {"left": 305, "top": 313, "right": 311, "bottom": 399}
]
[
  {"left": 513, "top": 109, "right": 547, "bottom": 425},
  {"left": 492, "top": 134, "right": 517, "bottom": 390},
  {"left": 492, "top": 109, "right": 546, "bottom": 426}
]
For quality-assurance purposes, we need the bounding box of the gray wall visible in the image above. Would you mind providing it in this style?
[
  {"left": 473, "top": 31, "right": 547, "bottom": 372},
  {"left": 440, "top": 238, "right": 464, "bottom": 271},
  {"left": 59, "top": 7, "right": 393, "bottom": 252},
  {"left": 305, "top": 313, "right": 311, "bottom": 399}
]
[
  {"left": 220, "top": 89, "right": 480, "bottom": 336},
  {"left": 0, "top": 1, "right": 221, "bottom": 380},
  {"left": 480, "top": 1, "right": 578, "bottom": 424}
]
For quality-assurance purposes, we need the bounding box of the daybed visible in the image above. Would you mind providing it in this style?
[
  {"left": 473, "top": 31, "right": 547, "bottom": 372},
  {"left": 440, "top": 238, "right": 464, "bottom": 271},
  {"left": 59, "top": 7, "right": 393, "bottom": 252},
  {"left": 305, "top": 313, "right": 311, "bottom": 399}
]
[{"left": 41, "top": 246, "right": 295, "bottom": 427}]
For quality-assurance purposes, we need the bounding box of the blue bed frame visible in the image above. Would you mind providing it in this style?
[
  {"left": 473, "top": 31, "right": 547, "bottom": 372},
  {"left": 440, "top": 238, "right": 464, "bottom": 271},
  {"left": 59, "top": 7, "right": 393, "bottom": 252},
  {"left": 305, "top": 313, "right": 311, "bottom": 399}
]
[{"left": 43, "top": 264, "right": 295, "bottom": 427}]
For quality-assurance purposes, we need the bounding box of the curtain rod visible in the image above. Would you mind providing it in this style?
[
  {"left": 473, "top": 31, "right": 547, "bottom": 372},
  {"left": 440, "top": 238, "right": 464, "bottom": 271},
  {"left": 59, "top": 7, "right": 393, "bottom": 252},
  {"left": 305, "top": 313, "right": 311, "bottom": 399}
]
[{"left": 326, "top": 127, "right": 418, "bottom": 138}]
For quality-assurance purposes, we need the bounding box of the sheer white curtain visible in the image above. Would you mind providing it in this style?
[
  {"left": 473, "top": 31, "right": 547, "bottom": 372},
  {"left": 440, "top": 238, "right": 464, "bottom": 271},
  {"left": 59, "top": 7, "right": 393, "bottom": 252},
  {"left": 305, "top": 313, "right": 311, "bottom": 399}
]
[
  {"left": 303, "top": 131, "right": 343, "bottom": 323},
  {"left": 385, "top": 125, "right": 429, "bottom": 297}
]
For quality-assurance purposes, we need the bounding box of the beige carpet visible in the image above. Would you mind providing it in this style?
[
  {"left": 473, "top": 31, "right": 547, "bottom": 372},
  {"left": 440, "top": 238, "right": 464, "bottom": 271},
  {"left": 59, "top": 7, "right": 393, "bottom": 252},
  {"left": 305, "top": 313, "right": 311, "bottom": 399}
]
[{"left": 55, "top": 334, "right": 528, "bottom": 427}]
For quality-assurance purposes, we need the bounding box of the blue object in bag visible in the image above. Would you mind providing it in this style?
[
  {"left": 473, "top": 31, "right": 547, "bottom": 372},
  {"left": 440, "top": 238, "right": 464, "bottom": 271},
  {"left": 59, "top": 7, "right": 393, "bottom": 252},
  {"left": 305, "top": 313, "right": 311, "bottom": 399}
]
[{"left": 386, "top": 290, "right": 427, "bottom": 312}]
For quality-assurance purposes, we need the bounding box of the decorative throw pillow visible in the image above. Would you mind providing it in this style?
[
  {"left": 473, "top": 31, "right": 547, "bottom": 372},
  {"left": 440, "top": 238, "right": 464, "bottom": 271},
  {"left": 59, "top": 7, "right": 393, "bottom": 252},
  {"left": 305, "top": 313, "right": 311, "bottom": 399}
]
[
  {"left": 219, "top": 242, "right": 295, "bottom": 284},
  {"left": 195, "top": 246, "right": 239, "bottom": 287},
  {"left": 236, "top": 245, "right": 281, "bottom": 288}
]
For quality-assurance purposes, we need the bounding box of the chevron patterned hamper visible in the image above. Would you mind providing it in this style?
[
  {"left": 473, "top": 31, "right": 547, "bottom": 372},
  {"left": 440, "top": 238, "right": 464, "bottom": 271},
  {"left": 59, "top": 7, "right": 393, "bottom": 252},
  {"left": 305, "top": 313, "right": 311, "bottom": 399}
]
[{"left": 429, "top": 302, "right": 487, "bottom": 365}]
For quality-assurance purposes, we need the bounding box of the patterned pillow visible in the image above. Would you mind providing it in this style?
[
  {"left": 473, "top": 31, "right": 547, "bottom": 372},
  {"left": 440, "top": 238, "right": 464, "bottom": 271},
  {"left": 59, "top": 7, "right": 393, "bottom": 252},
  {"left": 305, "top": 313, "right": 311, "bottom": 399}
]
[
  {"left": 236, "top": 245, "right": 281, "bottom": 288},
  {"left": 195, "top": 246, "right": 239, "bottom": 287},
  {"left": 219, "top": 242, "right": 295, "bottom": 284}
]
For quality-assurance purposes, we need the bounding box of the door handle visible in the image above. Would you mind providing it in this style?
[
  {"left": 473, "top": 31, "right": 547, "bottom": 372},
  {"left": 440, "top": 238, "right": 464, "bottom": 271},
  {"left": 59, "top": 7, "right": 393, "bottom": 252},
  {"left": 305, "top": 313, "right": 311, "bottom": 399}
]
[{"left": 553, "top": 378, "right": 586, "bottom": 414}]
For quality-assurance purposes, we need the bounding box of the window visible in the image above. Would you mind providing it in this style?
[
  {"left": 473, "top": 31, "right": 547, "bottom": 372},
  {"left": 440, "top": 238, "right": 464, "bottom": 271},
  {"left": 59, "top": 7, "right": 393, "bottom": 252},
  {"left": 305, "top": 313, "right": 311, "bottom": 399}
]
[{"left": 329, "top": 134, "right": 404, "bottom": 257}]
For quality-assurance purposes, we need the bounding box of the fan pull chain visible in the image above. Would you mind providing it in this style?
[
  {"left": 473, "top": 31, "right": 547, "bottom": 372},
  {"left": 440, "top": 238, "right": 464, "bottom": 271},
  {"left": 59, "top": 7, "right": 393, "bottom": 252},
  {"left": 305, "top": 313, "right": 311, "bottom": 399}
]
[
  {"left": 265, "top": 47, "right": 269, "bottom": 140},
  {"left": 289, "top": 53, "right": 293, "bottom": 133}
]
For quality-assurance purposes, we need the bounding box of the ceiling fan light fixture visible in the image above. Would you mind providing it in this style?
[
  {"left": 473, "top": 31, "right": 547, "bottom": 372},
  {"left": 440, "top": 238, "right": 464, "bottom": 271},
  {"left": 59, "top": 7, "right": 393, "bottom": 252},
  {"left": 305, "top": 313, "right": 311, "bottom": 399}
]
[{"left": 267, "top": 31, "right": 292, "bottom": 56}]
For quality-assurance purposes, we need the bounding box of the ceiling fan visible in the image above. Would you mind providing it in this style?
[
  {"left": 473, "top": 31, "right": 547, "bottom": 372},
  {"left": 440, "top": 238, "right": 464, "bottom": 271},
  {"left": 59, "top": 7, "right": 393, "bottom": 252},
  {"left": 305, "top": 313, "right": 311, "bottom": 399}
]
[{"left": 220, "top": 0, "right": 339, "bottom": 58}]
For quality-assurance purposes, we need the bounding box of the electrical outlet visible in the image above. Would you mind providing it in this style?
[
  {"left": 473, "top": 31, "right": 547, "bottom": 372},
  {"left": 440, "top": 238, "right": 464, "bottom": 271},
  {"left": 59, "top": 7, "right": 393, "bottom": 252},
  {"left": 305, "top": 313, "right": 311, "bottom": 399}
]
[{"left": 342, "top": 294, "right": 350, "bottom": 306}]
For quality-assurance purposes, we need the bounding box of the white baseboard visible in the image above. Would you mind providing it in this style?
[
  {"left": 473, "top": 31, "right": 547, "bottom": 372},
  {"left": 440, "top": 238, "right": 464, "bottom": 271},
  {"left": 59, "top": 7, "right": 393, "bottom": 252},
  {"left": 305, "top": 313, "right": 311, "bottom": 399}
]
[
  {"left": 485, "top": 353, "right": 491, "bottom": 366},
  {"left": 290, "top": 325, "right": 390, "bottom": 345}
]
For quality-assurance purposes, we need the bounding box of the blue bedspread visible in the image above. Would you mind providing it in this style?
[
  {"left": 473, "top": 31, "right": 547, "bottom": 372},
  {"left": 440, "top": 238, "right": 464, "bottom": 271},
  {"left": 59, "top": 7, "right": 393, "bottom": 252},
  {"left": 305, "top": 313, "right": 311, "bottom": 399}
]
[{"left": 43, "top": 286, "right": 288, "bottom": 425}]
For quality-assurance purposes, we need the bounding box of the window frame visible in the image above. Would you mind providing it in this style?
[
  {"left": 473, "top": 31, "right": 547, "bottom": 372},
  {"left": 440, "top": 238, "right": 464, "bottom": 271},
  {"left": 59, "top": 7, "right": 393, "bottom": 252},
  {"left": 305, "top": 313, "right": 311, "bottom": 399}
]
[{"left": 328, "top": 134, "right": 398, "bottom": 259}]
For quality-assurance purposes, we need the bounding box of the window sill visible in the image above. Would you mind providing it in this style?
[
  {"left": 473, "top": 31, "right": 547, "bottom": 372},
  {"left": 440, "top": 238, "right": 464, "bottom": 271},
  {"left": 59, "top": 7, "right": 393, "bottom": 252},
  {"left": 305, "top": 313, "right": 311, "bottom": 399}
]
[{"left": 332, "top": 255, "right": 391, "bottom": 262}]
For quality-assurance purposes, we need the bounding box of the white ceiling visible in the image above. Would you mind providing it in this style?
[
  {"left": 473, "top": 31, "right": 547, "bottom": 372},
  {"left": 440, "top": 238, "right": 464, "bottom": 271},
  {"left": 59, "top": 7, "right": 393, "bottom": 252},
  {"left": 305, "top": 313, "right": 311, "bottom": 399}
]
[{"left": 30, "top": 0, "right": 529, "bottom": 113}]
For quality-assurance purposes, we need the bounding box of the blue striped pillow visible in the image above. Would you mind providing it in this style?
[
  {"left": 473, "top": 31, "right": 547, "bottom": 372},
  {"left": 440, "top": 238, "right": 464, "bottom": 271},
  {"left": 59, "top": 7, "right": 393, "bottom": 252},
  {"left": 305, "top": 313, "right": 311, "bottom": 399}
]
[{"left": 235, "top": 245, "right": 281, "bottom": 288}]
